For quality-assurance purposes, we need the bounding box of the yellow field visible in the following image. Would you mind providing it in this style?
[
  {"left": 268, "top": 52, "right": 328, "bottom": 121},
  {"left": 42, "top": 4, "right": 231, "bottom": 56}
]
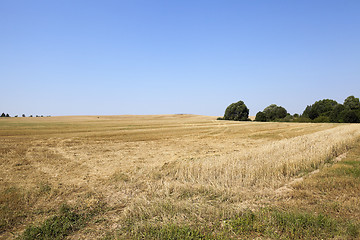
[{"left": 1, "top": 115, "right": 360, "bottom": 239}]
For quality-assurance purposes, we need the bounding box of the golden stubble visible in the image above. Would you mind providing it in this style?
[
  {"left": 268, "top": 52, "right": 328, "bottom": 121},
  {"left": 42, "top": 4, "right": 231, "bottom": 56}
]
[{"left": 1, "top": 115, "right": 359, "bottom": 238}]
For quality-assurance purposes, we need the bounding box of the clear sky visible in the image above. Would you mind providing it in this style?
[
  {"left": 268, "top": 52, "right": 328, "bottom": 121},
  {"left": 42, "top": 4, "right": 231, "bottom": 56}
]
[{"left": 1, "top": 0, "right": 359, "bottom": 117}]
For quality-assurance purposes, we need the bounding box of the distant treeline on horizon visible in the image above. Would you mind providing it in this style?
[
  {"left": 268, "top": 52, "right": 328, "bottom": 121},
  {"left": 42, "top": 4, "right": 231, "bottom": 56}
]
[
  {"left": 0, "top": 113, "right": 50, "bottom": 118},
  {"left": 219, "top": 95, "right": 360, "bottom": 123}
]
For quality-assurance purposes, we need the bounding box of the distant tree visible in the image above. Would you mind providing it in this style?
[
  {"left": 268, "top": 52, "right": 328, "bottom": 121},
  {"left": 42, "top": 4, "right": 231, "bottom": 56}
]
[
  {"left": 344, "top": 95, "right": 360, "bottom": 110},
  {"left": 293, "top": 113, "right": 299, "bottom": 118},
  {"left": 255, "top": 111, "right": 267, "bottom": 122},
  {"left": 342, "top": 109, "right": 360, "bottom": 123},
  {"left": 325, "top": 96, "right": 360, "bottom": 123},
  {"left": 29, "top": 115, "right": 33, "bottom": 117},
  {"left": 276, "top": 107, "right": 287, "bottom": 119},
  {"left": 15, "top": 115, "right": 18, "bottom": 117},
  {"left": 302, "top": 105, "right": 311, "bottom": 118},
  {"left": 223, "top": 100, "right": 250, "bottom": 121},
  {"left": 22, "top": 114, "right": 26, "bottom": 117},
  {"left": 5, "top": 114, "right": 10, "bottom": 117},
  {"left": 329, "top": 104, "right": 345, "bottom": 123},
  {"left": 308, "top": 108, "right": 318, "bottom": 120},
  {"left": 262, "top": 104, "right": 288, "bottom": 121},
  {"left": 302, "top": 99, "right": 338, "bottom": 120},
  {"left": 1, "top": 113, "right": 5, "bottom": 117}
]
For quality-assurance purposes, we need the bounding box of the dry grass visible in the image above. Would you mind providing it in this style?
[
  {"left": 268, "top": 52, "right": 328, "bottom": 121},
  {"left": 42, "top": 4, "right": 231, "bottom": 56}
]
[
  {"left": 277, "top": 140, "right": 360, "bottom": 222},
  {"left": 1, "top": 115, "right": 360, "bottom": 239},
  {"left": 170, "top": 124, "right": 360, "bottom": 189}
]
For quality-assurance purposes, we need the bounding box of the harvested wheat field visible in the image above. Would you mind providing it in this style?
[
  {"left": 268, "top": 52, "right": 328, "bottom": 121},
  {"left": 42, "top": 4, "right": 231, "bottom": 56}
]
[{"left": 1, "top": 115, "right": 360, "bottom": 239}]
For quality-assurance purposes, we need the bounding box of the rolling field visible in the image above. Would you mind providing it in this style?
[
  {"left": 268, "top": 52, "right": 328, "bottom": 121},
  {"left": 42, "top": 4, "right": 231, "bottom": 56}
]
[{"left": 1, "top": 115, "right": 360, "bottom": 239}]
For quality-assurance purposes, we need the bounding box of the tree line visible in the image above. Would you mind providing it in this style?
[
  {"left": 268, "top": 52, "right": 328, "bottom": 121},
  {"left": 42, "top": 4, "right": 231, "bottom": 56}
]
[
  {"left": 0, "top": 113, "right": 50, "bottom": 118},
  {"left": 219, "top": 95, "right": 360, "bottom": 123}
]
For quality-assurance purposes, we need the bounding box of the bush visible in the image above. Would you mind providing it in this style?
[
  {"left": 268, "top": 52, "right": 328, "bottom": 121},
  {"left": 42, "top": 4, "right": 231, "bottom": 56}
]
[
  {"left": 293, "top": 117, "right": 312, "bottom": 123},
  {"left": 313, "top": 116, "right": 330, "bottom": 123},
  {"left": 281, "top": 114, "right": 294, "bottom": 122},
  {"left": 223, "top": 100, "right": 250, "bottom": 121}
]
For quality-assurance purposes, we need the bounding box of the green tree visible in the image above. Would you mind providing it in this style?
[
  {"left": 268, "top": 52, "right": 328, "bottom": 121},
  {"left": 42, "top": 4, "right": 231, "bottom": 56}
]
[
  {"left": 329, "top": 104, "right": 345, "bottom": 123},
  {"left": 327, "top": 96, "right": 360, "bottom": 123},
  {"left": 302, "top": 105, "right": 311, "bottom": 118},
  {"left": 344, "top": 95, "right": 360, "bottom": 110},
  {"left": 223, "top": 100, "right": 250, "bottom": 121},
  {"left": 302, "top": 99, "right": 338, "bottom": 120},
  {"left": 1, "top": 113, "right": 5, "bottom": 117},
  {"left": 342, "top": 109, "right": 360, "bottom": 123},
  {"left": 262, "top": 104, "right": 288, "bottom": 121},
  {"left": 255, "top": 111, "right": 267, "bottom": 122}
]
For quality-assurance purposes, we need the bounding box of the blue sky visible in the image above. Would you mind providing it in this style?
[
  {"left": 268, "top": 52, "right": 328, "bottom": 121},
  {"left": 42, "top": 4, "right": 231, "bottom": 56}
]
[{"left": 1, "top": 1, "right": 359, "bottom": 116}]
